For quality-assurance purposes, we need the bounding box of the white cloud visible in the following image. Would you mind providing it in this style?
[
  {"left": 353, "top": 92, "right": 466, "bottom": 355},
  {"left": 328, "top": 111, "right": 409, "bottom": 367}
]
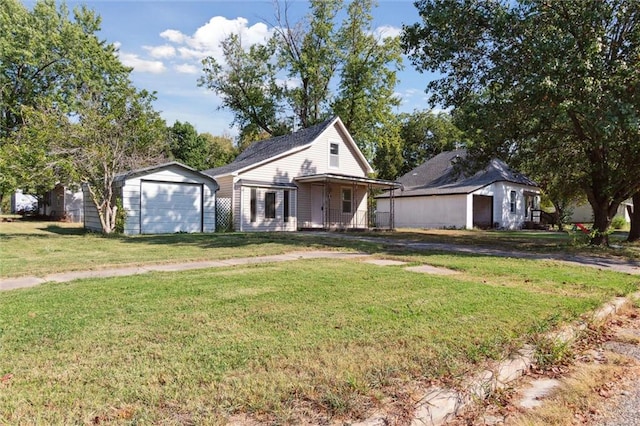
[
  {"left": 158, "top": 16, "right": 274, "bottom": 63},
  {"left": 374, "top": 25, "right": 402, "bottom": 40},
  {"left": 119, "top": 52, "right": 166, "bottom": 74},
  {"left": 160, "top": 29, "right": 187, "bottom": 44},
  {"left": 175, "top": 63, "right": 199, "bottom": 74},
  {"left": 144, "top": 44, "right": 176, "bottom": 59}
]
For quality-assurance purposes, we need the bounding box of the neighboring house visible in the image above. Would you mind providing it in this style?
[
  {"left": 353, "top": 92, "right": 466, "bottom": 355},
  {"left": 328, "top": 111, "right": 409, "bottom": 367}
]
[
  {"left": 566, "top": 199, "right": 634, "bottom": 224},
  {"left": 10, "top": 190, "right": 37, "bottom": 214},
  {"left": 40, "top": 185, "right": 84, "bottom": 222},
  {"left": 83, "top": 162, "right": 218, "bottom": 235},
  {"left": 376, "top": 150, "right": 541, "bottom": 230},
  {"left": 202, "top": 116, "right": 399, "bottom": 232}
]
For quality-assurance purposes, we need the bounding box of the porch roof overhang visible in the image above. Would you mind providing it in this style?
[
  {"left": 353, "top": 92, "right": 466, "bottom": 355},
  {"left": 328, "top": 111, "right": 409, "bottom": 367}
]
[{"left": 295, "top": 173, "right": 401, "bottom": 189}]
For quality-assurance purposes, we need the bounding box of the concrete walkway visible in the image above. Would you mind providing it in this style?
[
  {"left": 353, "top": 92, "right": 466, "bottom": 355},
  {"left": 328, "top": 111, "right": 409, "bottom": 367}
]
[
  {"left": 0, "top": 250, "right": 369, "bottom": 291},
  {"left": 3, "top": 233, "right": 639, "bottom": 291},
  {"left": 299, "top": 232, "right": 640, "bottom": 275}
]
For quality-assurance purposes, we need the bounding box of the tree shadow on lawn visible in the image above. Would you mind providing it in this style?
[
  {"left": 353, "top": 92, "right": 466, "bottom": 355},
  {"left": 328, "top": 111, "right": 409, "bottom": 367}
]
[
  {"left": 38, "top": 225, "right": 88, "bottom": 236},
  {"left": 118, "top": 231, "right": 385, "bottom": 254}
]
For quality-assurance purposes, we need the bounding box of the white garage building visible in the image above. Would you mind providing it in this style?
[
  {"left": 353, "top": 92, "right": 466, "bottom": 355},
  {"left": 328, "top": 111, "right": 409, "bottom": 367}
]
[
  {"left": 376, "top": 150, "right": 541, "bottom": 230},
  {"left": 84, "top": 162, "right": 218, "bottom": 235}
]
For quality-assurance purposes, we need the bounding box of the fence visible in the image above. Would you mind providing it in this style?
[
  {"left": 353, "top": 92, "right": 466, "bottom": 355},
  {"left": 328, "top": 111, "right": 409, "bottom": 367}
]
[{"left": 215, "top": 198, "right": 233, "bottom": 232}]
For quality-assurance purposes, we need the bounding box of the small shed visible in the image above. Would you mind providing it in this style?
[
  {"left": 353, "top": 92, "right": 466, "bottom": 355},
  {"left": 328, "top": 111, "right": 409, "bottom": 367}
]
[{"left": 83, "top": 162, "right": 219, "bottom": 235}]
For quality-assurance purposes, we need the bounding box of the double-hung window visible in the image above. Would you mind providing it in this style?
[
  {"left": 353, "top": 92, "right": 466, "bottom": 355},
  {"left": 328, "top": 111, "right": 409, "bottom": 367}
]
[
  {"left": 265, "top": 192, "right": 276, "bottom": 219},
  {"left": 329, "top": 142, "right": 339, "bottom": 168},
  {"left": 342, "top": 188, "right": 352, "bottom": 214},
  {"left": 509, "top": 190, "right": 517, "bottom": 214}
]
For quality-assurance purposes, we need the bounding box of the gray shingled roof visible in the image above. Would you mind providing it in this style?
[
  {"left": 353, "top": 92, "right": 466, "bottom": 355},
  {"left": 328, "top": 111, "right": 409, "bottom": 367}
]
[
  {"left": 202, "top": 117, "right": 337, "bottom": 177},
  {"left": 382, "top": 149, "right": 538, "bottom": 198}
]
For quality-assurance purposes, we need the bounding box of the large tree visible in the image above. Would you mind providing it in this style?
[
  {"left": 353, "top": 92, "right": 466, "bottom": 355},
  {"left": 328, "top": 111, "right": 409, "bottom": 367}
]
[
  {"left": 169, "top": 121, "right": 237, "bottom": 170},
  {"left": 199, "top": 0, "right": 403, "bottom": 160},
  {"left": 21, "top": 87, "right": 168, "bottom": 233},
  {"left": 403, "top": 0, "right": 640, "bottom": 245},
  {"left": 0, "top": 0, "right": 132, "bottom": 207},
  {"left": 398, "top": 110, "right": 465, "bottom": 176}
]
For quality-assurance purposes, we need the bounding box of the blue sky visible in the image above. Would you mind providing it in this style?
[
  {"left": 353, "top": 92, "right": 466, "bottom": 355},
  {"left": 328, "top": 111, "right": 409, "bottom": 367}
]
[{"left": 55, "top": 1, "right": 437, "bottom": 136}]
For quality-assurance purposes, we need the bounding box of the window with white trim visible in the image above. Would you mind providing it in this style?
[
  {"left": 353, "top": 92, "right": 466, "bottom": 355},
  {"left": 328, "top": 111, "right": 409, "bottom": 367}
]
[
  {"left": 509, "top": 190, "right": 517, "bottom": 214},
  {"left": 329, "top": 142, "right": 339, "bottom": 168},
  {"left": 250, "top": 188, "right": 257, "bottom": 222},
  {"left": 283, "top": 190, "right": 290, "bottom": 222},
  {"left": 265, "top": 192, "right": 276, "bottom": 219}
]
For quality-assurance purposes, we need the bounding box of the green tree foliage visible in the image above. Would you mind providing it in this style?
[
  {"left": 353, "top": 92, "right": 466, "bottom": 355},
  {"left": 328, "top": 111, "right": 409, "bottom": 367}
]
[
  {"left": 332, "top": 0, "right": 403, "bottom": 160},
  {"left": 0, "top": 0, "right": 131, "bottom": 205},
  {"left": 1, "top": 0, "right": 169, "bottom": 231},
  {"left": 199, "top": 0, "right": 403, "bottom": 161},
  {"left": 403, "top": 0, "right": 640, "bottom": 245},
  {"left": 274, "top": 0, "right": 341, "bottom": 128},
  {"left": 22, "top": 88, "right": 168, "bottom": 233},
  {"left": 169, "top": 121, "right": 237, "bottom": 170},
  {"left": 398, "top": 110, "right": 465, "bottom": 176}
]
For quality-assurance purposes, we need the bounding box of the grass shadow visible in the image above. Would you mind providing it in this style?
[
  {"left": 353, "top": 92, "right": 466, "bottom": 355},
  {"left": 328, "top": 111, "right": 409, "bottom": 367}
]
[{"left": 39, "top": 225, "right": 88, "bottom": 236}]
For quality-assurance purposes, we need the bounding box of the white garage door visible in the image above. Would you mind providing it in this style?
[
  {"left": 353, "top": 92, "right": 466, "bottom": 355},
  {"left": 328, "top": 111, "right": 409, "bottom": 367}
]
[{"left": 141, "top": 181, "right": 202, "bottom": 234}]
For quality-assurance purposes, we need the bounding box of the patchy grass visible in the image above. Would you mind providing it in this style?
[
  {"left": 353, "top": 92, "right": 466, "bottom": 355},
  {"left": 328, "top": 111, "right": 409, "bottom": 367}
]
[
  {"left": 1, "top": 256, "right": 638, "bottom": 424},
  {"left": 2, "top": 220, "right": 638, "bottom": 278},
  {"left": 373, "top": 228, "right": 640, "bottom": 260},
  {"left": 0, "top": 220, "right": 379, "bottom": 278}
]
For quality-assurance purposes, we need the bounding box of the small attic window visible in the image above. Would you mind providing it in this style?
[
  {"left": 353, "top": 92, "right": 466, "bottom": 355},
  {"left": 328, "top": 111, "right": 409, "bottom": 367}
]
[{"left": 329, "top": 142, "right": 339, "bottom": 168}]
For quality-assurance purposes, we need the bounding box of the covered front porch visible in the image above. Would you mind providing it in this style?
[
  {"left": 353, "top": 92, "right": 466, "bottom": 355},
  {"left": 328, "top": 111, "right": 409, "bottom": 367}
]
[{"left": 295, "top": 173, "right": 400, "bottom": 230}]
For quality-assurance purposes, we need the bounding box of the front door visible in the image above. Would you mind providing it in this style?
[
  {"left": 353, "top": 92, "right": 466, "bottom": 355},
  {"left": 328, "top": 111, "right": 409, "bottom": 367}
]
[{"left": 311, "top": 184, "right": 324, "bottom": 228}]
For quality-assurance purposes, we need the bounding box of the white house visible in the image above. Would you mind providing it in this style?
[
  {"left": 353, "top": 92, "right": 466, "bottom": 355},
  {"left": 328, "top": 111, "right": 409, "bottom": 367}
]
[
  {"left": 83, "top": 162, "right": 218, "bottom": 235},
  {"left": 376, "top": 150, "right": 541, "bottom": 230},
  {"left": 202, "top": 116, "right": 399, "bottom": 231},
  {"left": 567, "top": 200, "right": 634, "bottom": 224}
]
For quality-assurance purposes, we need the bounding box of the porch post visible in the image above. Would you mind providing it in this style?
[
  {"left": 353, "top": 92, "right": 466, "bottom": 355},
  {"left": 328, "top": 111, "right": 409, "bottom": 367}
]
[
  {"left": 390, "top": 185, "right": 395, "bottom": 229},
  {"left": 352, "top": 180, "right": 356, "bottom": 229}
]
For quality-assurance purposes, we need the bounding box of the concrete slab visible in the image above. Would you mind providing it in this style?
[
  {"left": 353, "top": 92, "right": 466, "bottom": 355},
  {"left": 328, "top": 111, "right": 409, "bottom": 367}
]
[
  {"left": 518, "top": 378, "right": 561, "bottom": 409},
  {"left": 364, "top": 259, "right": 407, "bottom": 266},
  {"left": 405, "top": 265, "right": 460, "bottom": 275},
  {"left": 0, "top": 277, "right": 45, "bottom": 291}
]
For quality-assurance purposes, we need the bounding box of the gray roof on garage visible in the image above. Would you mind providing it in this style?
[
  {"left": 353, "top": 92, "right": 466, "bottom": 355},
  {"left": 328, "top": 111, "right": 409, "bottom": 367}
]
[{"left": 378, "top": 150, "right": 538, "bottom": 198}]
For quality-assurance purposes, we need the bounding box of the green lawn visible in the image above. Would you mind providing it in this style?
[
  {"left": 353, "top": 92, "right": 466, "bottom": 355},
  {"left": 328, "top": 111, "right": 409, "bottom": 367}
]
[
  {"left": 1, "top": 254, "right": 638, "bottom": 424},
  {"left": 0, "top": 221, "right": 378, "bottom": 278},
  {"left": 1, "top": 220, "right": 638, "bottom": 278}
]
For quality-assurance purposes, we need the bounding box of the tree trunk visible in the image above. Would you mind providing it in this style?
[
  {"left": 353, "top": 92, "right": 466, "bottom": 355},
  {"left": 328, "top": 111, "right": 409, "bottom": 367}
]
[
  {"left": 590, "top": 201, "right": 618, "bottom": 246},
  {"left": 551, "top": 201, "right": 564, "bottom": 231},
  {"left": 627, "top": 192, "right": 640, "bottom": 242}
]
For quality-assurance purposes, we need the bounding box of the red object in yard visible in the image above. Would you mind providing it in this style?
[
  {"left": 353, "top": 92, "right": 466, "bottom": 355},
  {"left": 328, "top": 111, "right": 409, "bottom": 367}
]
[{"left": 575, "top": 223, "right": 590, "bottom": 234}]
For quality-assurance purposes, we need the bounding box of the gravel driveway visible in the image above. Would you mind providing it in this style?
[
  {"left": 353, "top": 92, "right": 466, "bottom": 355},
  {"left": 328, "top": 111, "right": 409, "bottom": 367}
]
[{"left": 593, "top": 310, "right": 640, "bottom": 426}]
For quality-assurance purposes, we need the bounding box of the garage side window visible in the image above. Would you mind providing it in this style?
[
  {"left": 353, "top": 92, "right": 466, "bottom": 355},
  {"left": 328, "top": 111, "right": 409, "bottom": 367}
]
[
  {"left": 265, "top": 192, "right": 276, "bottom": 219},
  {"left": 509, "top": 190, "right": 517, "bottom": 214},
  {"left": 250, "top": 188, "right": 257, "bottom": 222}
]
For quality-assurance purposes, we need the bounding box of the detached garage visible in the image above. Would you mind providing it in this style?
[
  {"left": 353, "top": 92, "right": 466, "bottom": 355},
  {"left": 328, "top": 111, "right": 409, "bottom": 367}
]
[{"left": 84, "top": 162, "right": 219, "bottom": 235}]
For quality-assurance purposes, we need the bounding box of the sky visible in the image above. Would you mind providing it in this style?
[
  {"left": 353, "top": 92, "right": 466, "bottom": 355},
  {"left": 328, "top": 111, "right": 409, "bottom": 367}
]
[{"left": 44, "top": 1, "right": 438, "bottom": 137}]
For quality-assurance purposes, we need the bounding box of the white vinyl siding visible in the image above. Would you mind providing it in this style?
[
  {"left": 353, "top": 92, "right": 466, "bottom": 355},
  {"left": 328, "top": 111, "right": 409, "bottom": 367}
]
[
  {"left": 116, "top": 164, "right": 217, "bottom": 235},
  {"left": 239, "top": 186, "right": 297, "bottom": 232},
  {"left": 214, "top": 120, "right": 371, "bottom": 231},
  {"left": 82, "top": 184, "right": 102, "bottom": 232},
  {"left": 380, "top": 182, "right": 539, "bottom": 230}
]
